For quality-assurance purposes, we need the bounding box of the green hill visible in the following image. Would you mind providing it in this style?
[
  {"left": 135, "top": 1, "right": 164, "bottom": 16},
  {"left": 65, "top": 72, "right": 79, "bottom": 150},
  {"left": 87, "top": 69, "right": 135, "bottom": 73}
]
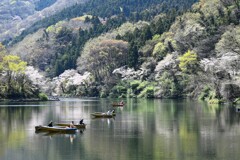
[{"left": 3, "top": 0, "right": 240, "bottom": 103}]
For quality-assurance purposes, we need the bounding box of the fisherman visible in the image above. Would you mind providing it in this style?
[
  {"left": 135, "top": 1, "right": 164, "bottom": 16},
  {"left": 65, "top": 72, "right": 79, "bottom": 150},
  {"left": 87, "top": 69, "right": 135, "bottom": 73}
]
[
  {"left": 107, "top": 110, "right": 111, "bottom": 115},
  {"left": 119, "top": 100, "right": 124, "bottom": 105},
  {"left": 70, "top": 121, "right": 75, "bottom": 128},
  {"left": 48, "top": 121, "right": 53, "bottom": 127},
  {"left": 79, "top": 119, "right": 84, "bottom": 124}
]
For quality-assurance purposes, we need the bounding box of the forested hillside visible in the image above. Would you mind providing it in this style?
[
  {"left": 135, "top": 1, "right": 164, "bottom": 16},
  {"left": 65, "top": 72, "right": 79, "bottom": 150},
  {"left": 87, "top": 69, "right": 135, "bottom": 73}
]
[
  {"left": 6, "top": 0, "right": 196, "bottom": 45},
  {"left": 0, "top": 0, "right": 86, "bottom": 42},
  {"left": 35, "top": 0, "right": 57, "bottom": 11},
  {"left": 1, "top": 0, "right": 240, "bottom": 103},
  {"left": 9, "top": 0, "right": 197, "bottom": 77}
]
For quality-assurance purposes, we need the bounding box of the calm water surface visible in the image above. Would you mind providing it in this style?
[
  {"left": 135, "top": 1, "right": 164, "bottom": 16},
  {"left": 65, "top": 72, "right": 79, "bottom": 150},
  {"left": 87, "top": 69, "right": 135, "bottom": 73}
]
[{"left": 0, "top": 98, "right": 240, "bottom": 160}]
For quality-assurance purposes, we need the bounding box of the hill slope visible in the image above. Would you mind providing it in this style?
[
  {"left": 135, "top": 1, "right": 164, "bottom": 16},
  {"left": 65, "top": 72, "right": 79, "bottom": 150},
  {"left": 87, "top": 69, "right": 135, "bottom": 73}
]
[
  {"left": 4, "top": 0, "right": 240, "bottom": 103},
  {"left": 9, "top": 0, "right": 197, "bottom": 77},
  {"left": 0, "top": 0, "right": 86, "bottom": 42},
  {"left": 73, "top": 0, "right": 240, "bottom": 102}
]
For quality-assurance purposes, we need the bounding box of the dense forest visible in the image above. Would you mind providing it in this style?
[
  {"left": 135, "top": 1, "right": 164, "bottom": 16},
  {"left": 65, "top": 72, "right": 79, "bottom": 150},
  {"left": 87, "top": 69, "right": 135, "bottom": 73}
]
[
  {"left": 7, "top": 0, "right": 197, "bottom": 77},
  {"left": 1, "top": 0, "right": 240, "bottom": 103},
  {"left": 35, "top": 0, "right": 57, "bottom": 11},
  {"left": 5, "top": 0, "right": 196, "bottom": 46}
]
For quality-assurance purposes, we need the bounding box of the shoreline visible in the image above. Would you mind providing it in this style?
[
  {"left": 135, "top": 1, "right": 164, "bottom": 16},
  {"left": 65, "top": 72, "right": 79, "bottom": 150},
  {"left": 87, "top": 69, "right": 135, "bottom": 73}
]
[{"left": 0, "top": 97, "right": 60, "bottom": 102}]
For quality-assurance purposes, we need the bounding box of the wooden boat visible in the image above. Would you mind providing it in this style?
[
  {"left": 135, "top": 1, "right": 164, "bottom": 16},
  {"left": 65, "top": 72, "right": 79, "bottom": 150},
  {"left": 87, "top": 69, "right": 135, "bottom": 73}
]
[
  {"left": 91, "top": 112, "right": 116, "bottom": 118},
  {"left": 112, "top": 103, "right": 124, "bottom": 107},
  {"left": 35, "top": 130, "right": 76, "bottom": 135},
  {"left": 55, "top": 123, "right": 86, "bottom": 129},
  {"left": 35, "top": 125, "right": 77, "bottom": 133}
]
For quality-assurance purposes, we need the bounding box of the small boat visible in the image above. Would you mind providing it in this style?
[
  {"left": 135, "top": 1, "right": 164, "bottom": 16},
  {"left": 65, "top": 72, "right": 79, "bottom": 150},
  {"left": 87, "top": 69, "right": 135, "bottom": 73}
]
[
  {"left": 35, "top": 130, "right": 76, "bottom": 135},
  {"left": 91, "top": 112, "right": 116, "bottom": 118},
  {"left": 112, "top": 103, "right": 124, "bottom": 107},
  {"left": 35, "top": 125, "right": 77, "bottom": 133},
  {"left": 55, "top": 123, "right": 86, "bottom": 129}
]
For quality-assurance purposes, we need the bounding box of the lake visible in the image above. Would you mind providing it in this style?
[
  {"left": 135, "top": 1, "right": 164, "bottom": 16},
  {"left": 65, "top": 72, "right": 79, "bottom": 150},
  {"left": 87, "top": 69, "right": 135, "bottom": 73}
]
[{"left": 0, "top": 98, "right": 240, "bottom": 160}]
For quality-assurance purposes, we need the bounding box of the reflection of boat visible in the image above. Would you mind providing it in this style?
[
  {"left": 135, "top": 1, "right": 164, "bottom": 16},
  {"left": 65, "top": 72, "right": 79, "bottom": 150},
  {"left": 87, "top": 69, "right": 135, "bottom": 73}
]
[
  {"left": 55, "top": 123, "right": 86, "bottom": 129},
  {"left": 91, "top": 112, "right": 116, "bottom": 118},
  {"left": 35, "top": 125, "right": 77, "bottom": 133}
]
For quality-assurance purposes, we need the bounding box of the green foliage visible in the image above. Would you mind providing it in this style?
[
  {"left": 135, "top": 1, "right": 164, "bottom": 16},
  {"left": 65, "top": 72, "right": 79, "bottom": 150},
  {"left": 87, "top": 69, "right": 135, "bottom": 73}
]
[
  {"left": 208, "top": 98, "right": 222, "bottom": 104},
  {"left": 7, "top": 0, "right": 196, "bottom": 46},
  {"left": 152, "top": 42, "right": 167, "bottom": 60},
  {"left": 78, "top": 39, "right": 128, "bottom": 82},
  {"left": 109, "top": 80, "right": 157, "bottom": 98},
  {"left": 128, "top": 42, "right": 139, "bottom": 68},
  {"left": 0, "top": 55, "right": 28, "bottom": 98},
  {"left": 119, "top": 8, "right": 186, "bottom": 68},
  {"left": 152, "top": 34, "right": 161, "bottom": 41},
  {"left": 233, "top": 97, "right": 240, "bottom": 104},
  {"left": 198, "top": 86, "right": 223, "bottom": 104},
  {"left": 131, "top": 81, "right": 155, "bottom": 98},
  {"left": 1, "top": 55, "right": 27, "bottom": 73},
  {"left": 130, "top": 80, "right": 141, "bottom": 90},
  {"left": 35, "top": 0, "right": 57, "bottom": 11},
  {"left": 127, "top": 88, "right": 135, "bottom": 98},
  {"left": 100, "top": 88, "right": 108, "bottom": 98},
  {"left": 38, "top": 93, "right": 48, "bottom": 101},
  {"left": 138, "top": 86, "right": 154, "bottom": 98},
  {"left": 159, "top": 71, "right": 181, "bottom": 98},
  {"left": 0, "top": 43, "right": 7, "bottom": 71},
  {"left": 150, "top": 32, "right": 178, "bottom": 61},
  {"left": 5, "top": 0, "right": 197, "bottom": 77},
  {"left": 137, "top": 81, "right": 148, "bottom": 92},
  {"left": 0, "top": 45, "right": 41, "bottom": 99},
  {"left": 179, "top": 50, "right": 199, "bottom": 74},
  {"left": 198, "top": 86, "right": 211, "bottom": 100},
  {"left": 110, "top": 83, "right": 128, "bottom": 98},
  {"left": 216, "top": 25, "right": 240, "bottom": 55},
  {"left": 0, "top": 43, "right": 6, "bottom": 55}
]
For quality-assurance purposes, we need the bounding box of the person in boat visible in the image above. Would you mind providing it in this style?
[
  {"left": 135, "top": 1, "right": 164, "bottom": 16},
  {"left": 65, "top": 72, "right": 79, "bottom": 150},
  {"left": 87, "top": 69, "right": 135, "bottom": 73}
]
[
  {"left": 119, "top": 100, "right": 124, "bottom": 105},
  {"left": 107, "top": 110, "right": 112, "bottom": 115},
  {"left": 69, "top": 121, "right": 75, "bottom": 128},
  {"left": 48, "top": 121, "right": 53, "bottom": 127},
  {"left": 79, "top": 119, "right": 84, "bottom": 125},
  {"left": 112, "top": 110, "right": 115, "bottom": 114}
]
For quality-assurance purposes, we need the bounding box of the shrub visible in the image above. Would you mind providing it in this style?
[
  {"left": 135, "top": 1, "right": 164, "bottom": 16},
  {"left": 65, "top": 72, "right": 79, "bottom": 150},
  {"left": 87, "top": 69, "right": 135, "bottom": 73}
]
[
  {"left": 130, "top": 80, "right": 141, "bottom": 90},
  {"left": 208, "top": 98, "right": 223, "bottom": 104},
  {"left": 199, "top": 87, "right": 223, "bottom": 104},
  {"left": 152, "top": 42, "right": 167, "bottom": 60},
  {"left": 137, "top": 81, "right": 148, "bottom": 91},
  {"left": 127, "top": 88, "right": 135, "bottom": 98},
  {"left": 233, "top": 98, "right": 240, "bottom": 104},
  {"left": 198, "top": 86, "right": 211, "bottom": 100},
  {"left": 110, "top": 84, "right": 127, "bottom": 98},
  {"left": 100, "top": 89, "right": 108, "bottom": 98},
  {"left": 138, "top": 86, "right": 154, "bottom": 98},
  {"left": 38, "top": 93, "right": 48, "bottom": 101},
  {"left": 179, "top": 50, "right": 199, "bottom": 74}
]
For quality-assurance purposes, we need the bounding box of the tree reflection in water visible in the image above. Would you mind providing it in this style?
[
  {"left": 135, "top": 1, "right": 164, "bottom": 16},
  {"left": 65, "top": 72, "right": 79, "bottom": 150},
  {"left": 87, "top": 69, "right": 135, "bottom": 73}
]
[{"left": 0, "top": 99, "right": 240, "bottom": 160}]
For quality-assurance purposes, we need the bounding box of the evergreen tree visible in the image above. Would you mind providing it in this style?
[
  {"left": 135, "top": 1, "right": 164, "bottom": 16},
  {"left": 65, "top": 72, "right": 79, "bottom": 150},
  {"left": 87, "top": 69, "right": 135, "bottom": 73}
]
[{"left": 128, "top": 42, "right": 139, "bottom": 68}]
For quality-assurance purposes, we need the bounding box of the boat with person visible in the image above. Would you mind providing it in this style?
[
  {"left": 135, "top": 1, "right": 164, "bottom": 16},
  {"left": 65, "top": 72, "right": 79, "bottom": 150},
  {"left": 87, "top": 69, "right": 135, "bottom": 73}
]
[
  {"left": 35, "top": 125, "right": 77, "bottom": 133},
  {"left": 112, "top": 100, "right": 125, "bottom": 107},
  {"left": 112, "top": 103, "right": 124, "bottom": 107},
  {"left": 55, "top": 119, "right": 86, "bottom": 129},
  {"left": 55, "top": 123, "right": 86, "bottom": 129}
]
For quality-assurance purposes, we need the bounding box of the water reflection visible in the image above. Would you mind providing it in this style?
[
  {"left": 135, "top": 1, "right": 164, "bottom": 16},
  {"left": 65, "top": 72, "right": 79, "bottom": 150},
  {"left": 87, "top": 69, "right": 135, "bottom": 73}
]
[{"left": 0, "top": 99, "right": 240, "bottom": 160}]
